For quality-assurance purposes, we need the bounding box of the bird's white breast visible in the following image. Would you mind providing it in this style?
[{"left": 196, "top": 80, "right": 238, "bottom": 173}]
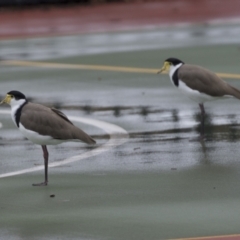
[
  {"left": 178, "top": 79, "right": 220, "bottom": 103},
  {"left": 19, "top": 123, "right": 64, "bottom": 145}
]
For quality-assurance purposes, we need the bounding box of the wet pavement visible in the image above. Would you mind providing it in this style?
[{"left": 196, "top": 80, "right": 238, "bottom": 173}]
[
  {"left": 1, "top": 23, "right": 240, "bottom": 61},
  {"left": 1, "top": 23, "right": 240, "bottom": 240}
]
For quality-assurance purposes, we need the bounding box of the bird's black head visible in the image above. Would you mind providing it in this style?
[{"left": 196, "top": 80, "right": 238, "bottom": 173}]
[
  {"left": 7, "top": 91, "right": 26, "bottom": 100},
  {"left": 165, "top": 58, "right": 184, "bottom": 66}
]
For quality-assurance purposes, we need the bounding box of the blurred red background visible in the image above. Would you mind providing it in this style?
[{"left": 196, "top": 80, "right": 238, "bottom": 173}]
[{"left": 1, "top": 0, "right": 240, "bottom": 39}]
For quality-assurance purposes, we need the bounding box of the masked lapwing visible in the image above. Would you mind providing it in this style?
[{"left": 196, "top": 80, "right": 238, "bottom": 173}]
[
  {"left": 0, "top": 91, "right": 96, "bottom": 186},
  {"left": 158, "top": 58, "right": 240, "bottom": 139}
]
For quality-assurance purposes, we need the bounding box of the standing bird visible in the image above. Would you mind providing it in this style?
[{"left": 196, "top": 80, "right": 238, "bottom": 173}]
[
  {"left": 0, "top": 91, "right": 96, "bottom": 186},
  {"left": 158, "top": 58, "right": 240, "bottom": 139}
]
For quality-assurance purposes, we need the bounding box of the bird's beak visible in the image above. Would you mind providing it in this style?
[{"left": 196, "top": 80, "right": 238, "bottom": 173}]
[
  {"left": 157, "top": 61, "right": 170, "bottom": 74},
  {"left": 0, "top": 94, "right": 11, "bottom": 105}
]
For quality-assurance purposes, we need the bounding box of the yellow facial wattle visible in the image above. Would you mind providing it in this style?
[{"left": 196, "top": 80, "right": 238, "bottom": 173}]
[{"left": 157, "top": 61, "right": 171, "bottom": 74}]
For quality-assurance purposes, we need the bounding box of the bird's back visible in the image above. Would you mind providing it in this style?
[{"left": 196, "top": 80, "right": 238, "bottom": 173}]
[
  {"left": 20, "top": 102, "right": 96, "bottom": 144},
  {"left": 179, "top": 64, "right": 240, "bottom": 99}
]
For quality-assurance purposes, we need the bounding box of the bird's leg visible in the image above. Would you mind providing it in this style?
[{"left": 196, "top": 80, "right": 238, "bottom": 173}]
[
  {"left": 189, "top": 103, "right": 206, "bottom": 142},
  {"left": 32, "top": 145, "right": 49, "bottom": 186},
  {"left": 199, "top": 103, "right": 205, "bottom": 139}
]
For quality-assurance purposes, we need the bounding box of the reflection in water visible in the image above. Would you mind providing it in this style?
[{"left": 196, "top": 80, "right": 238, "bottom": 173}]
[
  {"left": 45, "top": 103, "right": 172, "bottom": 118},
  {"left": 228, "top": 114, "right": 238, "bottom": 125},
  {"left": 198, "top": 140, "right": 211, "bottom": 164},
  {"left": 193, "top": 111, "right": 213, "bottom": 135},
  {"left": 83, "top": 105, "right": 92, "bottom": 115},
  {"left": 171, "top": 109, "right": 179, "bottom": 123},
  {"left": 2, "top": 104, "right": 240, "bottom": 173},
  {"left": 113, "top": 106, "right": 121, "bottom": 117},
  {"left": 12, "top": 101, "right": 240, "bottom": 143},
  {"left": 193, "top": 111, "right": 240, "bottom": 142},
  {"left": 62, "top": 104, "right": 240, "bottom": 143},
  {"left": 140, "top": 106, "right": 149, "bottom": 117},
  {"left": 228, "top": 126, "right": 239, "bottom": 141}
]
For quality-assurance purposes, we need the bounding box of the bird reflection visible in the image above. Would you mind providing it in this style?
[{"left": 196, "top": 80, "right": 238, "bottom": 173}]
[
  {"left": 171, "top": 109, "right": 180, "bottom": 122},
  {"left": 113, "top": 106, "right": 121, "bottom": 117},
  {"left": 22, "top": 103, "right": 240, "bottom": 143},
  {"left": 140, "top": 106, "right": 149, "bottom": 117},
  {"left": 193, "top": 111, "right": 240, "bottom": 142},
  {"left": 193, "top": 111, "right": 213, "bottom": 136},
  {"left": 83, "top": 105, "right": 92, "bottom": 114}
]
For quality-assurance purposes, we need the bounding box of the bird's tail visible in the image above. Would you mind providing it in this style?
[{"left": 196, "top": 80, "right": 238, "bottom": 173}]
[
  {"left": 70, "top": 126, "right": 96, "bottom": 145},
  {"left": 86, "top": 136, "right": 96, "bottom": 145},
  {"left": 228, "top": 84, "right": 240, "bottom": 100}
]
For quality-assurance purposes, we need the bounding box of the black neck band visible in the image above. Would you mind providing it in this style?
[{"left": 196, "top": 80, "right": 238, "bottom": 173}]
[
  {"left": 15, "top": 101, "right": 28, "bottom": 127},
  {"left": 172, "top": 68, "right": 179, "bottom": 87}
]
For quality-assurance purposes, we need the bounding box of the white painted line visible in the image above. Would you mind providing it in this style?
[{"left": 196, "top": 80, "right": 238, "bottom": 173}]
[{"left": 0, "top": 109, "right": 129, "bottom": 178}]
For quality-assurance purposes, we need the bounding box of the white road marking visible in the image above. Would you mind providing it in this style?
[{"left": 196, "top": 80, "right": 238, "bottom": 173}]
[{"left": 0, "top": 109, "right": 129, "bottom": 178}]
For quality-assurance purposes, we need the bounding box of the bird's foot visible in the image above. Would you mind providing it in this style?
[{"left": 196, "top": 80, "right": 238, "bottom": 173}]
[{"left": 32, "top": 181, "right": 48, "bottom": 186}]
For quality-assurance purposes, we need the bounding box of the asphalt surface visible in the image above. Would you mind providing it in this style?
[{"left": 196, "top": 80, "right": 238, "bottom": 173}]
[{"left": 1, "top": 23, "right": 240, "bottom": 240}]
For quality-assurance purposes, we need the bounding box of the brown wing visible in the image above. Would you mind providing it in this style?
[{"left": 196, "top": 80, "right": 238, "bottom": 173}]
[
  {"left": 51, "top": 107, "right": 73, "bottom": 125},
  {"left": 178, "top": 64, "right": 240, "bottom": 99},
  {"left": 20, "top": 102, "right": 96, "bottom": 144}
]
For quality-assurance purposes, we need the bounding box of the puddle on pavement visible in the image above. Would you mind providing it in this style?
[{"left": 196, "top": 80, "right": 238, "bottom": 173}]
[{"left": 1, "top": 104, "right": 240, "bottom": 176}]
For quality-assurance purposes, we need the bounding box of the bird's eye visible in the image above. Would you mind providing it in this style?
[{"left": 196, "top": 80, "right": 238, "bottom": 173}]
[{"left": 10, "top": 95, "right": 13, "bottom": 98}]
